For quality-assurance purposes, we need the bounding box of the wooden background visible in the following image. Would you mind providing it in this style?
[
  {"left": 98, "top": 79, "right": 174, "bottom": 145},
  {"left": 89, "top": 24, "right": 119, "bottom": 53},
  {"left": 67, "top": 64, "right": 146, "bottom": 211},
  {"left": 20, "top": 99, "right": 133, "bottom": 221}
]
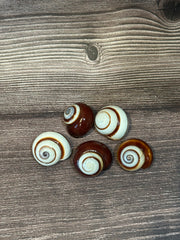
[{"left": 0, "top": 0, "right": 180, "bottom": 239}]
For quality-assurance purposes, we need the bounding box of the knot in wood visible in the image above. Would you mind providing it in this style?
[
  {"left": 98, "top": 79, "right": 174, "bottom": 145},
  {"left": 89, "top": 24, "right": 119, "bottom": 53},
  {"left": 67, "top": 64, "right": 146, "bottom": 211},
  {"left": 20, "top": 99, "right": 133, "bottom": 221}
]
[
  {"left": 86, "top": 44, "right": 99, "bottom": 61},
  {"left": 158, "top": 0, "right": 180, "bottom": 21}
]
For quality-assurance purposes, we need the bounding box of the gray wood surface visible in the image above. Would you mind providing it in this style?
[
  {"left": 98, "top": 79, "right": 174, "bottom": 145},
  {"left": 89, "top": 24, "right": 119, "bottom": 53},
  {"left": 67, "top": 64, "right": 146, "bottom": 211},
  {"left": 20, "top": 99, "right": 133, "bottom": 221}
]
[{"left": 0, "top": 0, "right": 180, "bottom": 239}]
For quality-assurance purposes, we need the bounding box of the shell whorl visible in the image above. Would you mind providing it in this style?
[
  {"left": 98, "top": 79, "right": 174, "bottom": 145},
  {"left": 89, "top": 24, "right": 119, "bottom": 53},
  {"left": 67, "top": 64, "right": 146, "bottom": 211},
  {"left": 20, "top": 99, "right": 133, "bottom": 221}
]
[
  {"left": 64, "top": 104, "right": 80, "bottom": 125},
  {"left": 64, "top": 103, "right": 94, "bottom": 138},
  {"left": 95, "top": 106, "right": 128, "bottom": 140},
  {"left": 77, "top": 152, "right": 103, "bottom": 176},
  {"left": 32, "top": 132, "right": 71, "bottom": 166},
  {"left": 117, "top": 139, "right": 153, "bottom": 171},
  {"left": 119, "top": 145, "right": 145, "bottom": 171},
  {"left": 73, "top": 141, "right": 112, "bottom": 177}
]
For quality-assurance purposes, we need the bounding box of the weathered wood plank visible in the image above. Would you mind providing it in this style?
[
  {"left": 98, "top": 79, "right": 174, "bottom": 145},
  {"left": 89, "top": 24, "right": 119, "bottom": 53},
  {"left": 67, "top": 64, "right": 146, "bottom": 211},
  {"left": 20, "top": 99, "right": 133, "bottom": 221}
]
[
  {"left": 0, "top": 109, "right": 180, "bottom": 239},
  {"left": 0, "top": 9, "right": 179, "bottom": 115},
  {"left": 0, "top": 0, "right": 158, "bottom": 17},
  {"left": 0, "top": 1, "right": 180, "bottom": 240}
]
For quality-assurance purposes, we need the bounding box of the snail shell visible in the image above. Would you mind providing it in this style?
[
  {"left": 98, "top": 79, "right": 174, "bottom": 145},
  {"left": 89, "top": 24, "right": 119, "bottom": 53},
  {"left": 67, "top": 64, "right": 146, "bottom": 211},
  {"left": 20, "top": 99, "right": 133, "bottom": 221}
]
[
  {"left": 95, "top": 106, "right": 128, "bottom": 140},
  {"left": 32, "top": 132, "right": 71, "bottom": 166},
  {"left": 64, "top": 103, "right": 94, "bottom": 138},
  {"left": 117, "top": 139, "right": 153, "bottom": 171},
  {"left": 73, "top": 141, "right": 112, "bottom": 177}
]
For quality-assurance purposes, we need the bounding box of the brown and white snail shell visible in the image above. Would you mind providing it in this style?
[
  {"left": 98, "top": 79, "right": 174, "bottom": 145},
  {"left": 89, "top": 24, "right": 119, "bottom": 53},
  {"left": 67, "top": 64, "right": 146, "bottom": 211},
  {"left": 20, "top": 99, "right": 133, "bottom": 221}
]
[
  {"left": 73, "top": 141, "right": 112, "bottom": 177},
  {"left": 32, "top": 132, "right": 71, "bottom": 166},
  {"left": 64, "top": 102, "right": 94, "bottom": 138},
  {"left": 117, "top": 139, "right": 153, "bottom": 171},
  {"left": 95, "top": 105, "right": 128, "bottom": 140}
]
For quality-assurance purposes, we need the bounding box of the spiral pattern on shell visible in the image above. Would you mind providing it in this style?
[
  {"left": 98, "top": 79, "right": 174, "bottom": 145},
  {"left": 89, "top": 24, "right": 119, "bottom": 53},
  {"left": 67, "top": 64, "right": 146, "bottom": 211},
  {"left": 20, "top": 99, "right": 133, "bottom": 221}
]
[
  {"left": 78, "top": 152, "right": 103, "bottom": 176},
  {"left": 63, "top": 103, "right": 94, "bottom": 138},
  {"left": 32, "top": 132, "right": 71, "bottom": 166},
  {"left": 64, "top": 104, "right": 80, "bottom": 125},
  {"left": 120, "top": 145, "right": 145, "bottom": 171},
  {"left": 117, "top": 139, "right": 153, "bottom": 171},
  {"left": 95, "top": 106, "right": 128, "bottom": 140},
  {"left": 73, "top": 141, "right": 112, "bottom": 177}
]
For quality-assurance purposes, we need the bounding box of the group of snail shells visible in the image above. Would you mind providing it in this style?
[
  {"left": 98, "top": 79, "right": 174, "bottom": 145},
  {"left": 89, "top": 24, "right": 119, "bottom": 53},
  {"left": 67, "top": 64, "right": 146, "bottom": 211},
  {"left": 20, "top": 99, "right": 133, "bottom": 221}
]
[{"left": 32, "top": 102, "right": 153, "bottom": 176}]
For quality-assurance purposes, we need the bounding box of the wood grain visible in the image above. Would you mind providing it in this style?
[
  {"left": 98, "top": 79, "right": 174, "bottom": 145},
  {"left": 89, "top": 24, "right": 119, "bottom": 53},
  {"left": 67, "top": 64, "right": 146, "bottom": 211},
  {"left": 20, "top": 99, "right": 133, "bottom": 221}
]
[
  {"left": 0, "top": 0, "right": 159, "bottom": 17},
  {"left": 0, "top": 1, "right": 180, "bottom": 239},
  {"left": 0, "top": 110, "right": 180, "bottom": 240},
  {"left": 0, "top": 8, "right": 179, "bottom": 115}
]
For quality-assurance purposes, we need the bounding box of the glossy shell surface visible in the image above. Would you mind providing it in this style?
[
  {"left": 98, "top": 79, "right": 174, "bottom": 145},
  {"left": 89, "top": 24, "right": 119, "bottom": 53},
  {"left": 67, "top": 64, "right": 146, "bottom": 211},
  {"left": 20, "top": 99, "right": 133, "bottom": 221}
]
[
  {"left": 32, "top": 132, "right": 71, "bottom": 166},
  {"left": 95, "top": 105, "right": 128, "bottom": 140},
  {"left": 64, "top": 103, "right": 94, "bottom": 138},
  {"left": 117, "top": 139, "right": 153, "bottom": 171},
  {"left": 73, "top": 141, "right": 112, "bottom": 177}
]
